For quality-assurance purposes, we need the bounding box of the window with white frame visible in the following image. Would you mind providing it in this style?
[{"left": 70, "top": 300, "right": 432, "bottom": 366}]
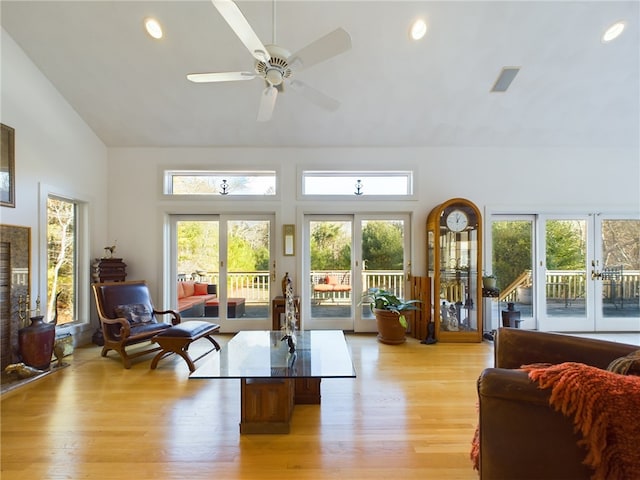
[
  {"left": 164, "top": 170, "right": 276, "bottom": 196},
  {"left": 302, "top": 171, "right": 413, "bottom": 196},
  {"left": 47, "top": 196, "right": 77, "bottom": 325}
]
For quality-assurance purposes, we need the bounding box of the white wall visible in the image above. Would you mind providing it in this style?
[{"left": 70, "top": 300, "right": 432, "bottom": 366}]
[
  {"left": 3, "top": 25, "right": 638, "bottom": 341},
  {"left": 108, "top": 145, "right": 639, "bottom": 308},
  {"left": 1, "top": 29, "right": 108, "bottom": 342}
]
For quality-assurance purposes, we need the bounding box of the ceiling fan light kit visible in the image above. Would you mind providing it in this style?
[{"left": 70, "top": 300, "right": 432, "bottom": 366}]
[{"left": 187, "top": 0, "right": 352, "bottom": 122}]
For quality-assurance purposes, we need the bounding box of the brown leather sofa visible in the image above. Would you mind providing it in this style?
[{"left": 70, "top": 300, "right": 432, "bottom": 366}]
[{"left": 476, "top": 328, "right": 638, "bottom": 480}]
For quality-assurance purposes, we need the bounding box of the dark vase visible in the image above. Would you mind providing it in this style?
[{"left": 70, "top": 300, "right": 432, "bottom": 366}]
[
  {"left": 501, "top": 302, "right": 522, "bottom": 328},
  {"left": 18, "top": 316, "right": 56, "bottom": 370}
]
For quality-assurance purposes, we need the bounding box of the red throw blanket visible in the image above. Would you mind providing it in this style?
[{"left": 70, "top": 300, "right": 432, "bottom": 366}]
[{"left": 523, "top": 362, "right": 640, "bottom": 480}]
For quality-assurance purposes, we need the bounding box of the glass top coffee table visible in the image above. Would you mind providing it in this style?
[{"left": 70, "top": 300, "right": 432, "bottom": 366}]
[{"left": 190, "top": 330, "right": 356, "bottom": 433}]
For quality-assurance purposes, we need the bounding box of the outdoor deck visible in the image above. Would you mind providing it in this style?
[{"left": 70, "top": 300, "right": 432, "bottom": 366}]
[
  {"left": 202, "top": 299, "right": 639, "bottom": 324},
  {"left": 182, "top": 269, "right": 639, "bottom": 328}
]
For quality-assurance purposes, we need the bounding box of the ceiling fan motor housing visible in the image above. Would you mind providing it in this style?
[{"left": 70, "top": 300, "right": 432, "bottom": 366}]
[{"left": 256, "top": 45, "right": 292, "bottom": 87}]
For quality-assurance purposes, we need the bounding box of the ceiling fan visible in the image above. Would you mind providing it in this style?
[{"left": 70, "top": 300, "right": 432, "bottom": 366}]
[{"left": 187, "top": 0, "right": 352, "bottom": 121}]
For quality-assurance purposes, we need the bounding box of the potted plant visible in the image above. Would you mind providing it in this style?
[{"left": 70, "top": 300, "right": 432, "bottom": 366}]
[
  {"left": 482, "top": 273, "right": 497, "bottom": 290},
  {"left": 362, "top": 288, "right": 421, "bottom": 345}
]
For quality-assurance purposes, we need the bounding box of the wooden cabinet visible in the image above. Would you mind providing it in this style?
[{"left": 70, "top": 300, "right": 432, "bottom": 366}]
[
  {"left": 427, "top": 198, "right": 482, "bottom": 342},
  {"left": 240, "top": 378, "right": 295, "bottom": 434},
  {"left": 91, "top": 258, "right": 127, "bottom": 346},
  {"left": 91, "top": 258, "right": 127, "bottom": 283}
]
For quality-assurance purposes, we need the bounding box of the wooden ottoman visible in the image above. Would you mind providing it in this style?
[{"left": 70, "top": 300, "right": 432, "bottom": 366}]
[{"left": 150, "top": 320, "right": 221, "bottom": 372}]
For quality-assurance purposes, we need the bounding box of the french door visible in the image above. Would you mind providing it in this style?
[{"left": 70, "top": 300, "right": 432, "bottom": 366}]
[
  {"left": 539, "top": 214, "right": 640, "bottom": 332},
  {"left": 490, "top": 213, "right": 639, "bottom": 332},
  {"left": 168, "top": 214, "right": 274, "bottom": 331},
  {"left": 302, "top": 213, "right": 411, "bottom": 332}
]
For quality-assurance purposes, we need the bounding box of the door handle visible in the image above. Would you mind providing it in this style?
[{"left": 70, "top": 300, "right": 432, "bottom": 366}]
[{"left": 591, "top": 269, "right": 602, "bottom": 280}]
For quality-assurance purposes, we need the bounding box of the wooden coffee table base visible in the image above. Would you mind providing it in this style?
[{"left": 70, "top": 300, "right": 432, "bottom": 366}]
[{"left": 240, "top": 378, "right": 322, "bottom": 434}]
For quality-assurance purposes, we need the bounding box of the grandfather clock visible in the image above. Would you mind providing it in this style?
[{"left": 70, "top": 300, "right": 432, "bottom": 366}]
[{"left": 427, "top": 198, "right": 482, "bottom": 342}]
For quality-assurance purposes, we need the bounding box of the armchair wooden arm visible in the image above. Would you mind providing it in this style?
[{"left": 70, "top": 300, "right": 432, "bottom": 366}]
[{"left": 153, "top": 308, "right": 181, "bottom": 325}]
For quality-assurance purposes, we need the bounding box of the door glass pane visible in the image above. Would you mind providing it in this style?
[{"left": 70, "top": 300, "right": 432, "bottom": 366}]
[
  {"left": 361, "top": 219, "right": 406, "bottom": 320},
  {"left": 601, "top": 219, "right": 640, "bottom": 319},
  {"left": 310, "top": 220, "right": 352, "bottom": 320},
  {"left": 545, "top": 219, "right": 587, "bottom": 317},
  {"left": 491, "top": 219, "right": 533, "bottom": 325},
  {"left": 176, "top": 220, "right": 219, "bottom": 319},
  {"left": 227, "top": 220, "right": 270, "bottom": 319}
]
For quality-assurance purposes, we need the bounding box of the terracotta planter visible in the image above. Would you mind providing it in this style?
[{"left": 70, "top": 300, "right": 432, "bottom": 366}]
[{"left": 374, "top": 308, "right": 407, "bottom": 345}]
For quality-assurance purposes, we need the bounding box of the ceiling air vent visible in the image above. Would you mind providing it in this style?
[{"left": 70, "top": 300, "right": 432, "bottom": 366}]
[{"left": 491, "top": 67, "right": 520, "bottom": 92}]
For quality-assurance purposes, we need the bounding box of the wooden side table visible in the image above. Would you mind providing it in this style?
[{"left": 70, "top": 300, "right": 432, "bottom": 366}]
[{"left": 271, "top": 295, "right": 300, "bottom": 330}]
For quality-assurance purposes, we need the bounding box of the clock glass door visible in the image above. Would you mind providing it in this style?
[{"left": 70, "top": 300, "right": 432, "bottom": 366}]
[{"left": 438, "top": 226, "right": 480, "bottom": 335}]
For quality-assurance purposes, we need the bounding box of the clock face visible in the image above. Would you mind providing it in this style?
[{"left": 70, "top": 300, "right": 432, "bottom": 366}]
[{"left": 446, "top": 209, "right": 469, "bottom": 232}]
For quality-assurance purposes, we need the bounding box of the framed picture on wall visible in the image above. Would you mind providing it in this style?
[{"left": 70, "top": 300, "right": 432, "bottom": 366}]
[{"left": 1, "top": 124, "right": 15, "bottom": 208}]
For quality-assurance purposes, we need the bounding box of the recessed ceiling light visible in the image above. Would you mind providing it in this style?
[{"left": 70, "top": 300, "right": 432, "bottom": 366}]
[
  {"left": 144, "top": 17, "right": 163, "bottom": 40},
  {"left": 602, "top": 21, "right": 625, "bottom": 43},
  {"left": 410, "top": 19, "right": 427, "bottom": 41}
]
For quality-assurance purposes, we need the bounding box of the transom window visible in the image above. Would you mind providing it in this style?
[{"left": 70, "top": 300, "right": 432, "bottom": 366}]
[
  {"left": 302, "top": 171, "right": 413, "bottom": 196},
  {"left": 165, "top": 171, "right": 276, "bottom": 196}
]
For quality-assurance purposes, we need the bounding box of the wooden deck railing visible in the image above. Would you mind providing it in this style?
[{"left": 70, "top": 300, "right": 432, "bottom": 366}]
[
  {"left": 180, "top": 270, "right": 406, "bottom": 304},
  {"left": 499, "top": 269, "right": 640, "bottom": 304},
  {"left": 180, "top": 269, "right": 639, "bottom": 306}
]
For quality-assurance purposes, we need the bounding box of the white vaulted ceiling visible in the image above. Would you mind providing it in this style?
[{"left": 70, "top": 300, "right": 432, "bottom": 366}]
[{"left": 2, "top": 1, "right": 638, "bottom": 149}]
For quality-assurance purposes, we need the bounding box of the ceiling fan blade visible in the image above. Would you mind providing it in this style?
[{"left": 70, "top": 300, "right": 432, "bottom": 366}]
[
  {"left": 212, "top": 0, "right": 271, "bottom": 63},
  {"left": 257, "top": 86, "right": 278, "bottom": 122},
  {"left": 289, "top": 80, "right": 340, "bottom": 111},
  {"left": 187, "top": 71, "right": 256, "bottom": 83},
  {"left": 287, "top": 28, "right": 351, "bottom": 72}
]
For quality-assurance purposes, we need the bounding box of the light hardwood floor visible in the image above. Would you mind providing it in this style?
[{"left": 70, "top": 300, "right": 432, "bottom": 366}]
[{"left": 1, "top": 333, "right": 493, "bottom": 480}]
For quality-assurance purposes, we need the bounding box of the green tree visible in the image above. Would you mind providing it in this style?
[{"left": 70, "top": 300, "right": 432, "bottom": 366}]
[
  {"left": 228, "top": 236, "right": 256, "bottom": 271},
  {"left": 361, "top": 221, "right": 404, "bottom": 270},
  {"left": 492, "top": 219, "right": 588, "bottom": 291},
  {"left": 228, "top": 221, "right": 270, "bottom": 271},
  {"left": 177, "top": 221, "right": 219, "bottom": 274},
  {"left": 492, "top": 221, "right": 532, "bottom": 290},
  {"left": 546, "top": 220, "right": 585, "bottom": 270},
  {"left": 310, "top": 222, "right": 351, "bottom": 270}
]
